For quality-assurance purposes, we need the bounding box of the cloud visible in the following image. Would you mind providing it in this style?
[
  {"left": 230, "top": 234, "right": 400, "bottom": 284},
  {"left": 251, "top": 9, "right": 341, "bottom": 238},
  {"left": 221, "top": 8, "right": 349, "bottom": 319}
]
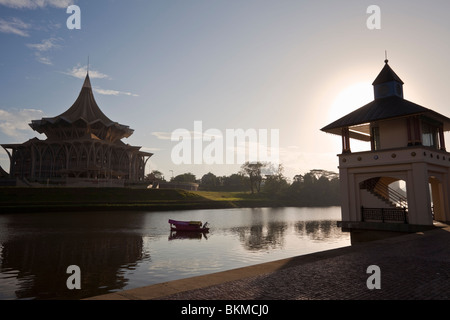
[
  {"left": 0, "top": 108, "right": 44, "bottom": 137},
  {"left": 35, "top": 55, "right": 52, "bottom": 65},
  {"left": 140, "top": 147, "right": 161, "bottom": 153},
  {"left": 26, "top": 38, "right": 61, "bottom": 65},
  {"left": 26, "top": 37, "right": 60, "bottom": 51},
  {"left": 0, "top": 0, "right": 74, "bottom": 9},
  {"left": 62, "top": 65, "right": 138, "bottom": 97},
  {"left": 153, "top": 130, "right": 217, "bottom": 141},
  {"left": 152, "top": 131, "right": 172, "bottom": 140},
  {"left": 93, "top": 87, "right": 139, "bottom": 97},
  {"left": 0, "top": 17, "right": 30, "bottom": 36},
  {"left": 62, "top": 65, "right": 109, "bottom": 80}
]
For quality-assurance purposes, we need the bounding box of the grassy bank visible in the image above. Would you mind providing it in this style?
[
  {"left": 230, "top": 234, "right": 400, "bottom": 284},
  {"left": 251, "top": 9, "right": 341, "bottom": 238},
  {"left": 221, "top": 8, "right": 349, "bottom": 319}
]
[{"left": 0, "top": 187, "right": 289, "bottom": 213}]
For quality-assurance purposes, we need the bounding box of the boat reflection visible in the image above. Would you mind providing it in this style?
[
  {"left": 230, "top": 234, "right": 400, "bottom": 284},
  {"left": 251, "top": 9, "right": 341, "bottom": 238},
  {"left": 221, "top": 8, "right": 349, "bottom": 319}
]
[{"left": 168, "top": 230, "right": 209, "bottom": 240}]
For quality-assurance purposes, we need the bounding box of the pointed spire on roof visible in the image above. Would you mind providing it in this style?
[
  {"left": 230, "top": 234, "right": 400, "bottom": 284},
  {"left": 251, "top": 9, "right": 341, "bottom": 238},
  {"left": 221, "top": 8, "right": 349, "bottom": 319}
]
[
  {"left": 82, "top": 56, "right": 91, "bottom": 88},
  {"left": 82, "top": 72, "right": 92, "bottom": 88},
  {"left": 372, "top": 58, "right": 404, "bottom": 85},
  {"left": 29, "top": 67, "right": 134, "bottom": 142}
]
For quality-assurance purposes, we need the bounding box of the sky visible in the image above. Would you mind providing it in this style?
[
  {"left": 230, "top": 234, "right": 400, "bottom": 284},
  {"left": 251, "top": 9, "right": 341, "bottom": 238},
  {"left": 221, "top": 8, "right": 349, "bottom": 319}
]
[{"left": 1, "top": 0, "right": 450, "bottom": 181}]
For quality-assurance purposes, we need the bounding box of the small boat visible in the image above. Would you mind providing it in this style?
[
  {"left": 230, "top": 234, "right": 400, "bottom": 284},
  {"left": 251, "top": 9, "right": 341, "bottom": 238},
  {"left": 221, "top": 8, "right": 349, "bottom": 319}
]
[{"left": 168, "top": 219, "right": 209, "bottom": 232}]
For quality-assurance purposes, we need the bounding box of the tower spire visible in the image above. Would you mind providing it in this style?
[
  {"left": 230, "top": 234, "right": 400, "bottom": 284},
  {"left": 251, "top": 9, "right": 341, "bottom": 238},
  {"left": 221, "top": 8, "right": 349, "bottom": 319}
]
[{"left": 83, "top": 56, "right": 91, "bottom": 88}]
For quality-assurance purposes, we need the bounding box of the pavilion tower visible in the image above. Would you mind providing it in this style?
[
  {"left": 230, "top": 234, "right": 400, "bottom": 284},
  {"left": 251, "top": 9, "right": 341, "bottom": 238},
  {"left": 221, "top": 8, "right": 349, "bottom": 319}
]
[{"left": 321, "top": 59, "right": 450, "bottom": 240}]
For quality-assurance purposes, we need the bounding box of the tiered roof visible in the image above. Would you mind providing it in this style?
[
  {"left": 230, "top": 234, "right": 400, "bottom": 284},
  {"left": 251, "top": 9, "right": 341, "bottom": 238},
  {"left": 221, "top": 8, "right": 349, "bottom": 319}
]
[{"left": 29, "top": 74, "right": 134, "bottom": 142}]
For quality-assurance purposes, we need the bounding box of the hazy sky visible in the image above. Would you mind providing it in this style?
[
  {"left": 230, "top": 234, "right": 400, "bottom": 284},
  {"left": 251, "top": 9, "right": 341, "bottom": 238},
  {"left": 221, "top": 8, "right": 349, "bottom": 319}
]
[{"left": 1, "top": 0, "right": 450, "bottom": 180}]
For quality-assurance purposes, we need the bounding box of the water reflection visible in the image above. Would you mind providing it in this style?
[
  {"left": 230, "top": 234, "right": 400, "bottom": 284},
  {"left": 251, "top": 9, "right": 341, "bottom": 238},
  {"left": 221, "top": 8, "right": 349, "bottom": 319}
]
[
  {"left": 0, "top": 207, "right": 349, "bottom": 300},
  {"left": 168, "top": 231, "right": 209, "bottom": 241},
  {"left": 232, "top": 219, "right": 341, "bottom": 251},
  {"left": 233, "top": 221, "right": 288, "bottom": 251},
  {"left": 0, "top": 212, "right": 149, "bottom": 300},
  {"left": 295, "top": 220, "right": 340, "bottom": 241}
]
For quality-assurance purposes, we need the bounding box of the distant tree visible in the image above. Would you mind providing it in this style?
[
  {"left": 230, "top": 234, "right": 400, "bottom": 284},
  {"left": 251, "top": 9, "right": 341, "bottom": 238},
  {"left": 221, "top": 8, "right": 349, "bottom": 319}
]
[
  {"left": 309, "top": 169, "right": 339, "bottom": 181},
  {"left": 287, "top": 169, "right": 340, "bottom": 206},
  {"left": 201, "top": 172, "right": 218, "bottom": 185},
  {"left": 200, "top": 172, "right": 220, "bottom": 190},
  {"left": 172, "top": 172, "right": 197, "bottom": 183},
  {"left": 222, "top": 173, "right": 249, "bottom": 191},
  {"left": 145, "top": 170, "right": 165, "bottom": 182},
  {"left": 241, "top": 161, "right": 265, "bottom": 193},
  {"left": 262, "top": 163, "right": 289, "bottom": 196}
]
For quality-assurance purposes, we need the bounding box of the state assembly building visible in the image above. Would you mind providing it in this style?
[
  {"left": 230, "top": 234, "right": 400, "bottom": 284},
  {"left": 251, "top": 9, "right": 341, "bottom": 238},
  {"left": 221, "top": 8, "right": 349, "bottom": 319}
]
[{"left": 1, "top": 73, "right": 152, "bottom": 187}]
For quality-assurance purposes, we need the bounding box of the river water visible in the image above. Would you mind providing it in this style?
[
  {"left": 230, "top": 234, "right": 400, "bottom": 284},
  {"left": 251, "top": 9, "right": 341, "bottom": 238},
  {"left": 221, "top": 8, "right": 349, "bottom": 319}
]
[{"left": 0, "top": 206, "right": 350, "bottom": 300}]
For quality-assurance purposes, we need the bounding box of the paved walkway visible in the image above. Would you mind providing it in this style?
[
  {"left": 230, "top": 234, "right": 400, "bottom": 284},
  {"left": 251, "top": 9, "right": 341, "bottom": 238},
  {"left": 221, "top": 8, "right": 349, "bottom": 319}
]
[{"left": 87, "top": 223, "right": 450, "bottom": 300}]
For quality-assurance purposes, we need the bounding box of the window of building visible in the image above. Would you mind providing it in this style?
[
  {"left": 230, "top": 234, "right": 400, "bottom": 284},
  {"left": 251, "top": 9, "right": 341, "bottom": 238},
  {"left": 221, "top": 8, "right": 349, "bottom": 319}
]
[{"left": 421, "top": 121, "right": 439, "bottom": 149}]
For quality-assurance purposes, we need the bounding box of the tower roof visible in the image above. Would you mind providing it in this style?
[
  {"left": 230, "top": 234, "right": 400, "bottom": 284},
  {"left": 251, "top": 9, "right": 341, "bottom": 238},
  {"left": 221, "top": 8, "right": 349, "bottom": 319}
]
[
  {"left": 30, "top": 73, "right": 134, "bottom": 141},
  {"left": 321, "top": 96, "right": 450, "bottom": 139},
  {"left": 56, "top": 73, "right": 115, "bottom": 126},
  {"left": 321, "top": 61, "right": 450, "bottom": 140},
  {"left": 372, "top": 60, "right": 404, "bottom": 85}
]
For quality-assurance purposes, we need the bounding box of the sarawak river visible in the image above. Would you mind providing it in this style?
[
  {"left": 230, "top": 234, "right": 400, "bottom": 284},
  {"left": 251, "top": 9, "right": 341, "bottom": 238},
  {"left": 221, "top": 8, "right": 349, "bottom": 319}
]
[{"left": 0, "top": 207, "right": 350, "bottom": 300}]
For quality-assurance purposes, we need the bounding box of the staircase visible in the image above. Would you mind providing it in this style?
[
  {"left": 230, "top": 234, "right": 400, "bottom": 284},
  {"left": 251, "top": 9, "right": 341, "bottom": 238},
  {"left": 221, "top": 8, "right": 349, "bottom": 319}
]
[{"left": 361, "top": 178, "right": 408, "bottom": 209}]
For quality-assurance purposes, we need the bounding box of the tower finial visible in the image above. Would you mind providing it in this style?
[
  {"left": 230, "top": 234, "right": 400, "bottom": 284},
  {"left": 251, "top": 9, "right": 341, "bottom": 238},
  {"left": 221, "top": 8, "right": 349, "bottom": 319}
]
[
  {"left": 384, "top": 50, "right": 388, "bottom": 64},
  {"left": 87, "top": 55, "right": 90, "bottom": 75}
]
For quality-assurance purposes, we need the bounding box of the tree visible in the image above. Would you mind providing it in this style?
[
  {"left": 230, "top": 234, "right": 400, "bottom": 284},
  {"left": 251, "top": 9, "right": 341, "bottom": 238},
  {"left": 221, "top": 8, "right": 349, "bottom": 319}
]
[
  {"left": 262, "top": 163, "right": 289, "bottom": 196},
  {"left": 145, "top": 170, "right": 164, "bottom": 182},
  {"left": 287, "top": 169, "right": 340, "bottom": 206},
  {"left": 200, "top": 172, "right": 220, "bottom": 190},
  {"left": 241, "top": 161, "right": 265, "bottom": 193},
  {"left": 172, "top": 172, "right": 197, "bottom": 183},
  {"left": 222, "top": 173, "right": 249, "bottom": 191}
]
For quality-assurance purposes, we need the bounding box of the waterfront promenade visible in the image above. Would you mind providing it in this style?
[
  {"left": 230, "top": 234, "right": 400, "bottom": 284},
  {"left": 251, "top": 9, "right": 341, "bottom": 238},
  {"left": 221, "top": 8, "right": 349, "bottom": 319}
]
[{"left": 87, "top": 223, "right": 450, "bottom": 300}]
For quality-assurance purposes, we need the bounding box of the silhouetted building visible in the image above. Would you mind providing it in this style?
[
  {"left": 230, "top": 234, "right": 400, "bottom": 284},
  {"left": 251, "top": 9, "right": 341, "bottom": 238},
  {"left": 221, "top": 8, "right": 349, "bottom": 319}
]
[
  {"left": 322, "top": 59, "right": 450, "bottom": 239},
  {"left": 1, "top": 73, "right": 152, "bottom": 187}
]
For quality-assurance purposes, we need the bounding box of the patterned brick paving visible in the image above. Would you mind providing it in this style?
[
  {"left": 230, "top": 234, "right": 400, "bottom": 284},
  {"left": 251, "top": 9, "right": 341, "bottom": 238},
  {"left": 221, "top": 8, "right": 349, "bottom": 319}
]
[{"left": 158, "top": 226, "right": 450, "bottom": 300}]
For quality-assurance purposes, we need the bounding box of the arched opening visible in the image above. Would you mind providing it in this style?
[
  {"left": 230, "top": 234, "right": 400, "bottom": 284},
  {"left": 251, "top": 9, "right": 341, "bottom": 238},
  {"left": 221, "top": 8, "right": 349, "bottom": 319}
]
[
  {"left": 429, "top": 176, "right": 445, "bottom": 222},
  {"left": 360, "top": 176, "right": 408, "bottom": 223},
  {"left": 0, "top": 147, "right": 10, "bottom": 176},
  {"left": 54, "top": 147, "right": 67, "bottom": 178}
]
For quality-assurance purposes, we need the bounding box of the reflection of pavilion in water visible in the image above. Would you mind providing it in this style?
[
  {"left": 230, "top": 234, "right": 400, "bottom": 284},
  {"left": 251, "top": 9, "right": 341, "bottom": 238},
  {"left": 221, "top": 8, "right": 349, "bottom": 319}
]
[{"left": 0, "top": 214, "right": 148, "bottom": 300}]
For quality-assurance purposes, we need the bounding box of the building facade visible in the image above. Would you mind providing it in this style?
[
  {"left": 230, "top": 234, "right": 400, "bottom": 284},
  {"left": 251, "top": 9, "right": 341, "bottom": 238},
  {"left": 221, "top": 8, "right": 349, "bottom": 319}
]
[
  {"left": 2, "top": 73, "right": 152, "bottom": 186},
  {"left": 322, "top": 59, "right": 450, "bottom": 236}
]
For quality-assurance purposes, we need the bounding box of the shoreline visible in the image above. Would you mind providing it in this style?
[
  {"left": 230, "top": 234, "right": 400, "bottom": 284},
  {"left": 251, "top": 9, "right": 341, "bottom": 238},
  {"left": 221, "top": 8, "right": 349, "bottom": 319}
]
[{"left": 0, "top": 187, "right": 337, "bottom": 213}]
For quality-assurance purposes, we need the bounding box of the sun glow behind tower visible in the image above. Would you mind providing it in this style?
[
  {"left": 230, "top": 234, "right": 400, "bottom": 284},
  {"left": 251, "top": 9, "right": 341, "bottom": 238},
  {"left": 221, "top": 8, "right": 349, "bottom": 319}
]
[{"left": 328, "top": 82, "right": 373, "bottom": 152}]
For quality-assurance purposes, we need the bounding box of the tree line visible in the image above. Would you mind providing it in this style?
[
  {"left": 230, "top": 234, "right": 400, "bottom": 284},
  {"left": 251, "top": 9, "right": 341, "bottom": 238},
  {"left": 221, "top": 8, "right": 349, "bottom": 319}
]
[{"left": 146, "top": 162, "right": 340, "bottom": 206}]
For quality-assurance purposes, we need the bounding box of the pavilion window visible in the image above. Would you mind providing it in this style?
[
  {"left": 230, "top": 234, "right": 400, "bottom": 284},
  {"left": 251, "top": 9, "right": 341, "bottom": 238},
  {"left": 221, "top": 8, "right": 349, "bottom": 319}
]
[{"left": 421, "top": 121, "right": 439, "bottom": 149}]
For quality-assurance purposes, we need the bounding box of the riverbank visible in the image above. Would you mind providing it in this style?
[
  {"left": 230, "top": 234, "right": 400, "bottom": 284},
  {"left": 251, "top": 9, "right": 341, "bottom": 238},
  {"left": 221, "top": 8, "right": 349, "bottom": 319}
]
[{"left": 0, "top": 187, "right": 311, "bottom": 213}]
